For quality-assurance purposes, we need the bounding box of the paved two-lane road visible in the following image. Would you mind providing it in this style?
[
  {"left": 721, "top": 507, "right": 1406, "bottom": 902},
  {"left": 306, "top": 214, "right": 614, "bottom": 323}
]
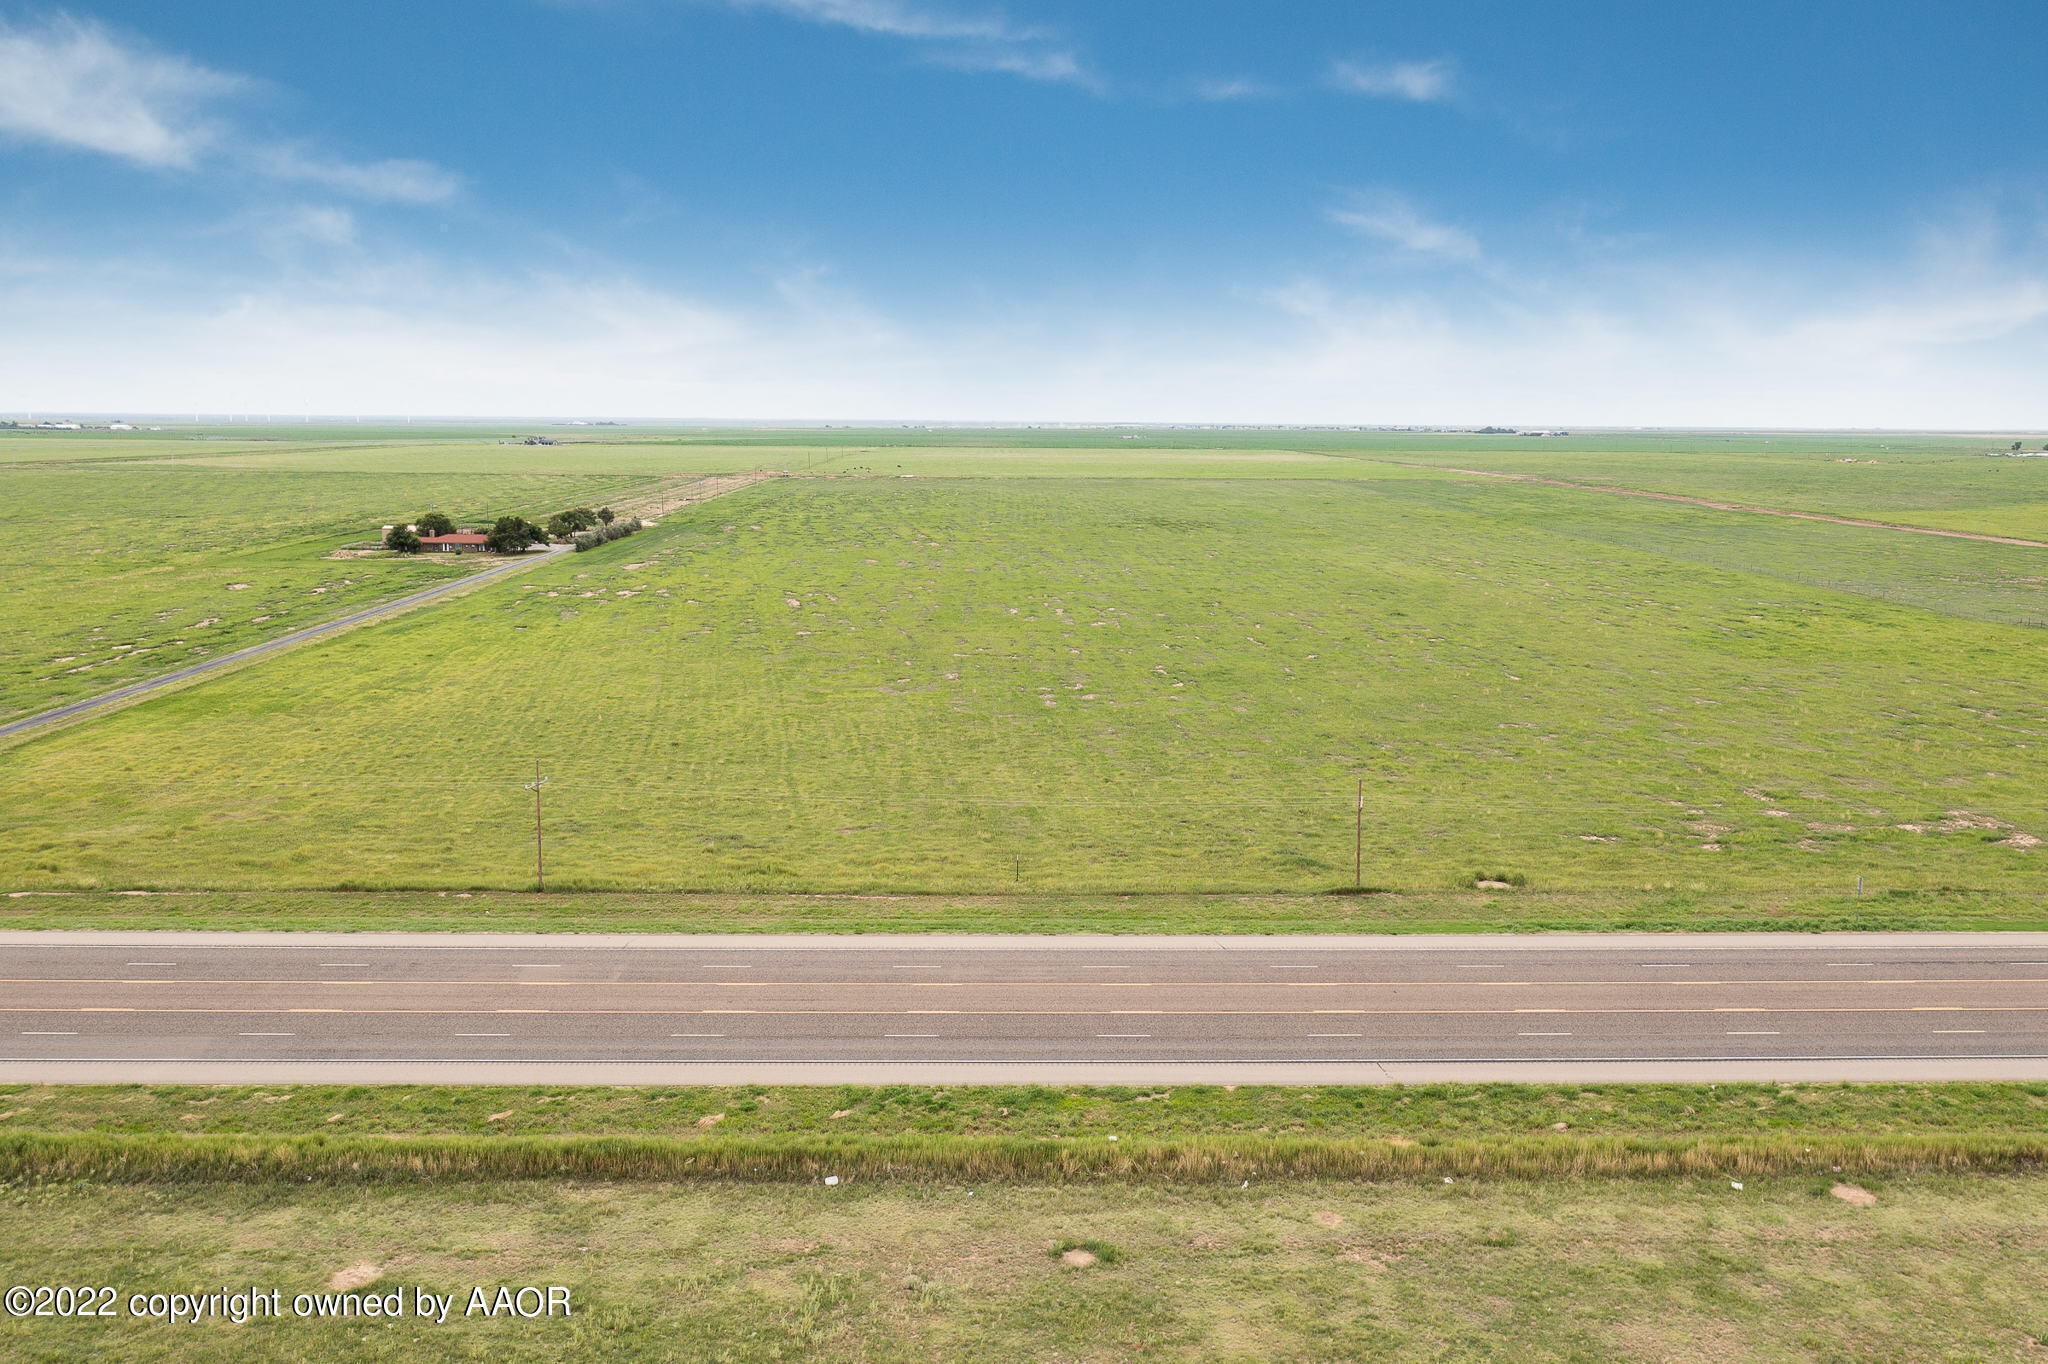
[{"left": 4, "top": 930, "right": 2048, "bottom": 1083}]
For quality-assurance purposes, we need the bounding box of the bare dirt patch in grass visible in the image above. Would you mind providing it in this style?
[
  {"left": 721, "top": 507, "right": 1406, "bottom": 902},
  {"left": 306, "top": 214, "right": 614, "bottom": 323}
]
[{"left": 326, "top": 1261, "right": 381, "bottom": 1291}]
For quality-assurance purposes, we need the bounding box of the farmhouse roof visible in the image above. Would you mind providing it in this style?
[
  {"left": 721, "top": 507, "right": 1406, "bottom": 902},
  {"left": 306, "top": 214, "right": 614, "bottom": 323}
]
[{"left": 420, "top": 533, "right": 490, "bottom": 545}]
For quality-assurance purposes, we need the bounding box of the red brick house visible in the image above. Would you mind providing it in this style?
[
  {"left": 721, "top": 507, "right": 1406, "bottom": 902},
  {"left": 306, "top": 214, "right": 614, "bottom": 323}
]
[{"left": 418, "top": 533, "right": 490, "bottom": 553}]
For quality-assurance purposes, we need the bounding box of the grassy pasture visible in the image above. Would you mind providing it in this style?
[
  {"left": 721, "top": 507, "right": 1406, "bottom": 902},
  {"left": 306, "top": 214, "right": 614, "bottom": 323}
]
[
  {"left": 131, "top": 443, "right": 808, "bottom": 477},
  {"left": 1366, "top": 441, "right": 2048, "bottom": 540},
  {"left": 4, "top": 473, "right": 2047, "bottom": 893},
  {"left": 125, "top": 441, "right": 1433, "bottom": 479},
  {"left": 593, "top": 426, "right": 2028, "bottom": 455},
  {"left": 0, "top": 463, "right": 645, "bottom": 717},
  {"left": 0, "top": 437, "right": 277, "bottom": 464},
  {"left": 2, "top": 1173, "right": 2045, "bottom": 1359}
]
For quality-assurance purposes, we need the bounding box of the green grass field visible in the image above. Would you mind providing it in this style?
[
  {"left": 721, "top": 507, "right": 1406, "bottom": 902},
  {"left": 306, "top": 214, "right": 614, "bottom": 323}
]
[
  {"left": 3, "top": 1174, "right": 2045, "bottom": 1359},
  {"left": 1367, "top": 440, "right": 2048, "bottom": 540},
  {"left": 4, "top": 1079, "right": 2047, "bottom": 1359},
  {"left": 6, "top": 425, "right": 2048, "bottom": 899},
  {"left": 5, "top": 465, "right": 2048, "bottom": 893},
  {"left": 0, "top": 461, "right": 653, "bottom": 717}
]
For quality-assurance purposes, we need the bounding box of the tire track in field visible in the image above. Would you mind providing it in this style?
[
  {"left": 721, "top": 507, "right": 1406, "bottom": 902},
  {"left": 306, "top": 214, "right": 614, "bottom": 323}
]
[{"left": 1347, "top": 456, "right": 2048, "bottom": 548}]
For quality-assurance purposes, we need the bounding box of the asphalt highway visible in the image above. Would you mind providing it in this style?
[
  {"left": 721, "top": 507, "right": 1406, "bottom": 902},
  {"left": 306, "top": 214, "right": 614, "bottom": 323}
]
[{"left": 4, "top": 930, "right": 2048, "bottom": 1082}]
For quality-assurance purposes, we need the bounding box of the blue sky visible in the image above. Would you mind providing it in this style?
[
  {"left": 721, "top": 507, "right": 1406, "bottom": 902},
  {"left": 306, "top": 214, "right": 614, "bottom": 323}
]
[{"left": 2, "top": 1, "right": 2046, "bottom": 424}]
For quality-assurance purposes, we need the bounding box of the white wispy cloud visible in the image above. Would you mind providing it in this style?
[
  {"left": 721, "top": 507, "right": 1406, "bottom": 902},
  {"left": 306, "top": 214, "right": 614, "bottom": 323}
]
[
  {"left": 0, "top": 14, "right": 238, "bottom": 167},
  {"left": 1328, "top": 56, "right": 1456, "bottom": 103},
  {"left": 10, "top": 207, "right": 2048, "bottom": 429},
  {"left": 724, "top": 0, "right": 1020, "bottom": 41},
  {"left": 1328, "top": 192, "right": 1482, "bottom": 261},
  {"left": 271, "top": 204, "right": 360, "bottom": 248},
  {"left": 0, "top": 14, "right": 458, "bottom": 201},
  {"left": 252, "top": 147, "right": 462, "bottom": 205},
  {"left": 1191, "top": 76, "right": 1272, "bottom": 102},
  {"left": 714, "top": 0, "right": 1092, "bottom": 86}
]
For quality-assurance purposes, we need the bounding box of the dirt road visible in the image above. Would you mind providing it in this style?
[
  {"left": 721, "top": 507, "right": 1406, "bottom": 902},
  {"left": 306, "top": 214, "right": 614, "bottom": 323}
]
[{"left": 0, "top": 546, "right": 569, "bottom": 743}]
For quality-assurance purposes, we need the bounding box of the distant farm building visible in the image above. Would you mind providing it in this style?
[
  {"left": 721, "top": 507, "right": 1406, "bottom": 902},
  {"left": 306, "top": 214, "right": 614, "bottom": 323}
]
[{"left": 419, "top": 533, "right": 490, "bottom": 552}]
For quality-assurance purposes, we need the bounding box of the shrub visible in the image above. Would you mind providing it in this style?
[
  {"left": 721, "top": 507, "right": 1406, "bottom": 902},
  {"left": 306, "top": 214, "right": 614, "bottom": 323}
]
[{"left": 572, "top": 517, "right": 643, "bottom": 551}]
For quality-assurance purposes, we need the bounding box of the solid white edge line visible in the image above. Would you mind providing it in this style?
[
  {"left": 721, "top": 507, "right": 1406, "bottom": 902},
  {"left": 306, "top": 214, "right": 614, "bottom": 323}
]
[{"left": 6, "top": 1052, "right": 2048, "bottom": 1064}]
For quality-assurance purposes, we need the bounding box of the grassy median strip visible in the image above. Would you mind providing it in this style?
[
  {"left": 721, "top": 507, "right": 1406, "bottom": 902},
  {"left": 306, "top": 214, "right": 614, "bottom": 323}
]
[
  {"left": 7, "top": 887, "right": 2048, "bottom": 933},
  {"left": 6, "top": 1081, "right": 2048, "bottom": 1139},
  {"left": 4, "top": 1130, "right": 2048, "bottom": 1185},
  {"left": 3, "top": 1083, "right": 2047, "bottom": 1184}
]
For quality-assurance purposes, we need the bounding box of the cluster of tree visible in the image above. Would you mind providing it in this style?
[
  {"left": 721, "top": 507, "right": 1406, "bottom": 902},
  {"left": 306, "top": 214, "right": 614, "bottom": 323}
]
[
  {"left": 383, "top": 506, "right": 618, "bottom": 555},
  {"left": 485, "top": 515, "right": 550, "bottom": 554},
  {"left": 2008, "top": 442, "right": 2048, "bottom": 453},
  {"left": 545, "top": 506, "right": 615, "bottom": 539},
  {"left": 384, "top": 510, "right": 459, "bottom": 553},
  {"left": 571, "top": 516, "right": 644, "bottom": 551}
]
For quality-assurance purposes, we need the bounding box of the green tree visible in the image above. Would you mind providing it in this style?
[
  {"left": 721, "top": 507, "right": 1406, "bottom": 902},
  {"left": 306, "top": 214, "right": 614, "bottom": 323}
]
[
  {"left": 597, "top": 507, "right": 616, "bottom": 524},
  {"left": 416, "top": 512, "right": 456, "bottom": 536},
  {"left": 546, "top": 512, "right": 580, "bottom": 540},
  {"left": 484, "top": 516, "right": 538, "bottom": 554},
  {"left": 383, "top": 525, "right": 422, "bottom": 554},
  {"left": 2012, "top": 441, "right": 2024, "bottom": 452}
]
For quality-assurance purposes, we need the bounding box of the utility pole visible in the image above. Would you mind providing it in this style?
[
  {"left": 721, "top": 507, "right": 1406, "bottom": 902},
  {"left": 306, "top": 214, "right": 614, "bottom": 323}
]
[
  {"left": 525, "top": 760, "right": 548, "bottom": 891},
  {"left": 1353, "top": 777, "right": 1364, "bottom": 889}
]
